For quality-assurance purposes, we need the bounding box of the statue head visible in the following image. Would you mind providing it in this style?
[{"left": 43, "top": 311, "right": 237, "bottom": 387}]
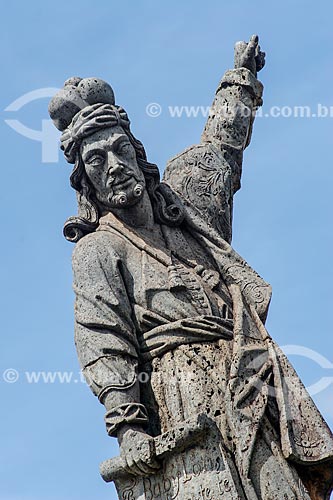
[{"left": 49, "top": 77, "right": 184, "bottom": 242}]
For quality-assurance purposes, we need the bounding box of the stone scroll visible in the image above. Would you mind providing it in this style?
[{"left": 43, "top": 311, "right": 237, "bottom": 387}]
[{"left": 101, "top": 415, "right": 243, "bottom": 500}]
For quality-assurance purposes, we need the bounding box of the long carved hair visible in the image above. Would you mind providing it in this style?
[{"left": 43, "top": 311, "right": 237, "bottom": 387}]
[{"left": 63, "top": 130, "right": 184, "bottom": 242}]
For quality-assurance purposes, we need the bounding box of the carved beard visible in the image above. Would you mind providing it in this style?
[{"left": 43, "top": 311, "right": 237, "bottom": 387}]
[
  {"left": 99, "top": 179, "right": 145, "bottom": 209},
  {"left": 106, "top": 181, "right": 145, "bottom": 208}
]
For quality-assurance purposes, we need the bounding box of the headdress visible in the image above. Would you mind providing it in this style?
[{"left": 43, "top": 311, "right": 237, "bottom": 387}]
[
  {"left": 49, "top": 77, "right": 135, "bottom": 163},
  {"left": 48, "top": 77, "right": 184, "bottom": 241}
]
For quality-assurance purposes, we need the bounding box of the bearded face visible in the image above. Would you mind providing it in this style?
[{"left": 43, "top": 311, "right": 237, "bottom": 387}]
[{"left": 80, "top": 126, "right": 146, "bottom": 210}]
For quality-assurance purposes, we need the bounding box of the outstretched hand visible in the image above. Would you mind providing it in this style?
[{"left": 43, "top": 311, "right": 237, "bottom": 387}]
[{"left": 234, "top": 34, "right": 266, "bottom": 76}]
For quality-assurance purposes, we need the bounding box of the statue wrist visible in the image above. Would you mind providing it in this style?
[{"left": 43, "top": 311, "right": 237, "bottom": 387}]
[
  {"left": 104, "top": 402, "right": 149, "bottom": 438},
  {"left": 117, "top": 424, "right": 146, "bottom": 445},
  {"left": 217, "top": 67, "right": 263, "bottom": 106}
]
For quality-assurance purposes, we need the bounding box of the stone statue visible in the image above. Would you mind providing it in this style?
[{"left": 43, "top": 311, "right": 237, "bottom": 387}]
[{"left": 49, "top": 36, "right": 333, "bottom": 499}]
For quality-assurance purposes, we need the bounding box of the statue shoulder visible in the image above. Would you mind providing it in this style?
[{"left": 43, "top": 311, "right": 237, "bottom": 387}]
[
  {"left": 72, "top": 230, "right": 124, "bottom": 274},
  {"left": 163, "top": 143, "right": 235, "bottom": 242}
]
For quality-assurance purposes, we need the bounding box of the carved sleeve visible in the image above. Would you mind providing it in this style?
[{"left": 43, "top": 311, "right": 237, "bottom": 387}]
[
  {"left": 201, "top": 67, "right": 263, "bottom": 194},
  {"left": 72, "top": 232, "right": 149, "bottom": 437},
  {"left": 163, "top": 68, "right": 263, "bottom": 243}
]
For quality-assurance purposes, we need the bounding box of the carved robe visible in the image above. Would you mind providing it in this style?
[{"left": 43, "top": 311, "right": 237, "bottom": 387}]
[
  {"left": 72, "top": 67, "right": 333, "bottom": 498},
  {"left": 73, "top": 205, "right": 333, "bottom": 499}
]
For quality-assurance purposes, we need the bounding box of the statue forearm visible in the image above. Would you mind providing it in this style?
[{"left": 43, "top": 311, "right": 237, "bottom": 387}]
[
  {"left": 81, "top": 353, "right": 149, "bottom": 438},
  {"left": 202, "top": 34, "right": 265, "bottom": 155},
  {"left": 202, "top": 67, "right": 263, "bottom": 149},
  {"left": 103, "top": 398, "right": 149, "bottom": 439},
  {"left": 201, "top": 67, "right": 263, "bottom": 193}
]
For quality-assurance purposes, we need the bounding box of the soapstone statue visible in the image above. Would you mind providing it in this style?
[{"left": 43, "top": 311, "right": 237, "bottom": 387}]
[{"left": 49, "top": 36, "right": 333, "bottom": 499}]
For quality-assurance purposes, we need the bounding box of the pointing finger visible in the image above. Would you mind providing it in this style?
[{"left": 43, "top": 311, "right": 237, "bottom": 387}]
[{"left": 245, "top": 34, "right": 259, "bottom": 58}]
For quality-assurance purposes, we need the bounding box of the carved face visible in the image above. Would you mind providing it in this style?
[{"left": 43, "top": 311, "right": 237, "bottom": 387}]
[{"left": 80, "top": 126, "right": 146, "bottom": 210}]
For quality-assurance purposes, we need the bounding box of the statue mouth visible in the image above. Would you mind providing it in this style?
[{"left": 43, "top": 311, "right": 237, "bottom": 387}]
[{"left": 111, "top": 175, "right": 134, "bottom": 189}]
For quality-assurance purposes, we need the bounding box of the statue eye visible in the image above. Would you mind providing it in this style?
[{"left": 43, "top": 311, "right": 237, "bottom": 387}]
[
  {"left": 117, "top": 143, "right": 131, "bottom": 155},
  {"left": 86, "top": 154, "right": 105, "bottom": 166}
]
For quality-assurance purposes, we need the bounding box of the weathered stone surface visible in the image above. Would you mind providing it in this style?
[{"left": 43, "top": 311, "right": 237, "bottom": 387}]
[
  {"left": 109, "top": 418, "right": 244, "bottom": 499},
  {"left": 49, "top": 35, "right": 333, "bottom": 499}
]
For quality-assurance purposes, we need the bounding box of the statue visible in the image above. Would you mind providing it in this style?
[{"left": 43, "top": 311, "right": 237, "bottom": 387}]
[{"left": 49, "top": 36, "right": 333, "bottom": 499}]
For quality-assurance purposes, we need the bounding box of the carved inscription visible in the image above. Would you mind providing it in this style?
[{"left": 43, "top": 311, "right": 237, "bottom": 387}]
[{"left": 116, "top": 438, "right": 242, "bottom": 500}]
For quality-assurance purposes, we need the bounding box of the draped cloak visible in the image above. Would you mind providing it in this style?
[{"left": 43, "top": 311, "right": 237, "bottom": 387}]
[{"left": 73, "top": 201, "right": 333, "bottom": 499}]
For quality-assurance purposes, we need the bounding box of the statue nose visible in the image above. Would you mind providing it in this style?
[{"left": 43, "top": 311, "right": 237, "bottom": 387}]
[
  {"left": 108, "top": 164, "right": 122, "bottom": 175},
  {"left": 107, "top": 156, "right": 123, "bottom": 176}
]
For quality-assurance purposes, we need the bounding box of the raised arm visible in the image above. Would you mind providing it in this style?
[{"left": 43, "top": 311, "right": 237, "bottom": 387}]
[
  {"left": 163, "top": 36, "right": 265, "bottom": 243},
  {"left": 201, "top": 35, "right": 265, "bottom": 193}
]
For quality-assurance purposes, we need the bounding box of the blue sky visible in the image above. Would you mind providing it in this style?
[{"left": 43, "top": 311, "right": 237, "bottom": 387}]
[{"left": 1, "top": 1, "right": 333, "bottom": 499}]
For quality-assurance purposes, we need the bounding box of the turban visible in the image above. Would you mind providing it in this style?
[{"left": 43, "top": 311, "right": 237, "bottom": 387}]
[
  {"left": 60, "top": 103, "right": 131, "bottom": 164},
  {"left": 49, "top": 77, "right": 150, "bottom": 172},
  {"left": 48, "top": 77, "right": 134, "bottom": 163}
]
